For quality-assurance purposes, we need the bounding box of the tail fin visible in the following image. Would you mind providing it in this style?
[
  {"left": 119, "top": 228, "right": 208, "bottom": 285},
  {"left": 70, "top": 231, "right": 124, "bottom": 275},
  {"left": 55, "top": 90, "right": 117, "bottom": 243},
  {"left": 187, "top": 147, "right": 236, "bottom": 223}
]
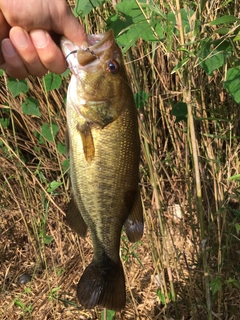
[{"left": 77, "top": 258, "right": 126, "bottom": 311}]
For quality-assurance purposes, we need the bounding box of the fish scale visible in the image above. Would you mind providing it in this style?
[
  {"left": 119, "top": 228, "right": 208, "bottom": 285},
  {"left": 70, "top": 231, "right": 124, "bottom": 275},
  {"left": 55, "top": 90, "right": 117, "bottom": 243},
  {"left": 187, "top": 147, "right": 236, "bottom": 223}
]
[{"left": 61, "top": 29, "right": 144, "bottom": 311}]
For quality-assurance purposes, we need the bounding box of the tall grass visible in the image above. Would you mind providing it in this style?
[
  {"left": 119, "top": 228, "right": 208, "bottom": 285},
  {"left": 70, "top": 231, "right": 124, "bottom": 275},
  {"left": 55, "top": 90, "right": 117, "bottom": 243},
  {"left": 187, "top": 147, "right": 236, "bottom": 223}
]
[{"left": 1, "top": 0, "right": 240, "bottom": 319}]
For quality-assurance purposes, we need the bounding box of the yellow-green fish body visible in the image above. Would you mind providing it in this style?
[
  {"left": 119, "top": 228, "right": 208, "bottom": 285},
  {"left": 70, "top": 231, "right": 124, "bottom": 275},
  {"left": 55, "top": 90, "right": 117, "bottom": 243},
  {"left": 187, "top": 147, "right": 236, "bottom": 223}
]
[{"left": 61, "top": 30, "right": 143, "bottom": 311}]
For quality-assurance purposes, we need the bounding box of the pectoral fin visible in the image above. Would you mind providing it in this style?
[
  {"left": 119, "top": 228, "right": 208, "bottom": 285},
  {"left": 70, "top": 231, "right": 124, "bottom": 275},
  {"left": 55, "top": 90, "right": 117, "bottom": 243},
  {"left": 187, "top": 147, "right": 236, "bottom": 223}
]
[
  {"left": 65, "top": 197, "right": 88, "bottom": 238},
  {"left": 77, "top": 123, "right": 95, "bottom": 163},
  {"left": 124, "top": 189, "right": 144, "bottom": 243}
]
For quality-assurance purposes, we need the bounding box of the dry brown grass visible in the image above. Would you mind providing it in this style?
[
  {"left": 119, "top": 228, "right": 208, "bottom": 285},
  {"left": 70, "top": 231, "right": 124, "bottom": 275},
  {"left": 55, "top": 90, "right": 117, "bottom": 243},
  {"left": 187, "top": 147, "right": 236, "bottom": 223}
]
[{"left": 1, "top": 0, "right": 240, "bottom": 319}]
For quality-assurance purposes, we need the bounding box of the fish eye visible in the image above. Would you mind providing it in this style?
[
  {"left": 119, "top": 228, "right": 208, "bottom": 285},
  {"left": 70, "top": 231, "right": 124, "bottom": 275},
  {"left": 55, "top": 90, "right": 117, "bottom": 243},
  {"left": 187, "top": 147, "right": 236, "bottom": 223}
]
[{"left": 106, "top": 60, "right": 119, "bottom": 74}]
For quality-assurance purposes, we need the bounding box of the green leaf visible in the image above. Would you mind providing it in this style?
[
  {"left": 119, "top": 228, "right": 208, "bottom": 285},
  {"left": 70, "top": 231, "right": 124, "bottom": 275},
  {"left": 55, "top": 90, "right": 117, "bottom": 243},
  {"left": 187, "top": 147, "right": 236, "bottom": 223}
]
[
  {"left": 198, "top": 40, "right": 231, "bottom": 75},
  {"left": 107, "top": 0, "right": 162, "bottom": 51},
  {"left": 41, "top": 123, "right": 59, "bottom": 142},
  {"left": 62, "top": 159, "right": 70, "bottom": 172},
  {"left": 156, "top": 289, "right": 166, "bottom": 304},
  {"left": 214, "top": 27, "right": 230, "bottom": 35},
  {"left": 22, "top": 97, "right": 41, "bottom": 116},
  {"left": 0, "top": 118, "right": 10, "bottom": 128},
  {"left": 43, "top": 73, "right": 62, "bottom": 92},
  {"left": 171, "top": 58, "right": 189, "bottom": 74},
  {"left": 74, "top": 0, "right": 105, "bottom": 17},
  {"left": 233, "top": 32, "right": 240, "bottom": 41},
  {"left": 210, "top": 15, "right": 239, "bottom": 26},
  {"left": 101, "top": 309, "right": 115, "bottom": 320},
  {"left": 14, "top": 299, "right": 25, "bottom": 309},
  {"left": 228, "top": 174, "right": 240, "bottom": 181},
  {"left": 61, "top": 69, "right": 70, "bottom": 77},
  {"left": 57, "top": 142, "right": 66, "bottom": 155},
  {"left": 7, "top": 77, "right": 29, "bottom": 97},
  {"left": 210, "top": 277, "right": 222, "bottom": 295},
  {"left": 0, "top": 69, "right": 4, "bottom": 76},
  {"left": 235, "top": 224, "right": 240, "bottom": 235},
  {"left": 224, "top": 67, "right": 240, "bottom": 103},
  {"left": 47, "top": 180, "right": 62, "bottom": 193},
  {"left": 43, "top": 234, "right": 54, "bottom": 244},
  {"left": 134, "top": 91, "right": 149, "bottom": 109},
  {"left": 171, "top": 102, "right": 188, "bottom": 122}
]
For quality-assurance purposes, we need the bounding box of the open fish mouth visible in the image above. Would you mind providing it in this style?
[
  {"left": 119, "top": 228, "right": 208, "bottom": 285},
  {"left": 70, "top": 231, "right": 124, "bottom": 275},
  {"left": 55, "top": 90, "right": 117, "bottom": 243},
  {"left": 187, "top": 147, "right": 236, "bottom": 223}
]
[{"left": 61, "top": 30, "right": 115, "bottom": 74}]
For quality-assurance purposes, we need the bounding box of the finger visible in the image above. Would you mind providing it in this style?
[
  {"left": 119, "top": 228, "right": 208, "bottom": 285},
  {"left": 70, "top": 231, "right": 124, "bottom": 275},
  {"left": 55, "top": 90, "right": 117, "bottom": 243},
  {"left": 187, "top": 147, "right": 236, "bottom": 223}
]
[
  {"left": 30, "top": 29, "right": 66, "bottom": 74},
  {"left": 1, "top": 38, "right": 28, "bottom": 79},
  {"left": 9, "top": 26, "right": 47, "bottom": 77},
  {"left": 0, "top": 10, "right": 11, "bottom": 64},
  {"left": 50, "top": 5, "right": 87, "bottom": 46}
]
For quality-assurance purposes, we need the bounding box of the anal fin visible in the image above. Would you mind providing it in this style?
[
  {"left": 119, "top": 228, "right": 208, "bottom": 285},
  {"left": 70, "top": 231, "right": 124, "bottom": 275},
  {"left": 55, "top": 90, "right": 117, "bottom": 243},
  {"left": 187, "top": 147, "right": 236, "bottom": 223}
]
[
  {"left": 65, "top": 197, "right": 88, "bottom": 238},
  {"left": 124, "top": 189, "right": 144, "bottom": 243}
]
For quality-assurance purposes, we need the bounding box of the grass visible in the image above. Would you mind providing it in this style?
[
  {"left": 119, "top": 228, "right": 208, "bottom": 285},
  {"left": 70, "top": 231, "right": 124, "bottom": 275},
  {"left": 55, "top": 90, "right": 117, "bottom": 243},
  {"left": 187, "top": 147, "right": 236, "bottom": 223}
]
[{"left": 1, "top": 0, "right": 240, "bottom": 319}]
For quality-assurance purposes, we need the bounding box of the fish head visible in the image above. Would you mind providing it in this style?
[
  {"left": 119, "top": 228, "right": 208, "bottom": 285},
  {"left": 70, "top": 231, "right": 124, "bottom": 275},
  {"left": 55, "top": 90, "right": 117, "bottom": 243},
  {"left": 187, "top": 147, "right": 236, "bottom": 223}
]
[{"left": 61, "top": 30, "right": 132, "bottom": 126}]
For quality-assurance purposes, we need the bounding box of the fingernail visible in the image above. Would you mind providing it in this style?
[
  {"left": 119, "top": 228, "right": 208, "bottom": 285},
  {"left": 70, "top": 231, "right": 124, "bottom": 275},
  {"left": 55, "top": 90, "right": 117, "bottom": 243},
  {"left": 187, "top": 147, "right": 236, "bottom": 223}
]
[
  {"left": 31, "top": 30, "right": 48, "bottom": 48},
  {"left": 1, "top": 39, "right": 16, "bottom": 57},
  {"left": 11, "top": 28, "right": 29, "bottom": 49}
]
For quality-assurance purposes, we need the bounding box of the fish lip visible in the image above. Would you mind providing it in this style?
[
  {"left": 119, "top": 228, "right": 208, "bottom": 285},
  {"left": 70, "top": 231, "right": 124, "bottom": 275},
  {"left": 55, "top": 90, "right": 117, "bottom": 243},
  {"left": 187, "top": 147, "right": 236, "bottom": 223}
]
[
  {"left": 85, "top": 29, "right": 114, "bottom": 52},
  {"left": 61, "top": 30, "right": 115, "bottom": 74}
]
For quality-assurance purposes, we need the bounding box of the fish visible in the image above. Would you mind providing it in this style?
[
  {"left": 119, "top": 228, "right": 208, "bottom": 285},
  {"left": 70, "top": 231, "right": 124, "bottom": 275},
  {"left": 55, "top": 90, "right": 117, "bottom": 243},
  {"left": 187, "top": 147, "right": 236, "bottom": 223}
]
[{"left": 61, "top": 29, "right": 143, "bottom": 311}]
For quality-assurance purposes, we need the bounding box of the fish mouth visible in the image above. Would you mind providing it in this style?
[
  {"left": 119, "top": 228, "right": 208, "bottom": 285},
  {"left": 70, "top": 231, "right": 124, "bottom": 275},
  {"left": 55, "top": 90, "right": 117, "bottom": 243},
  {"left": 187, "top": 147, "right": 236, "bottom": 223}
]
[{"left": 61, "top": 30, "right": 115, "bottom": 74}]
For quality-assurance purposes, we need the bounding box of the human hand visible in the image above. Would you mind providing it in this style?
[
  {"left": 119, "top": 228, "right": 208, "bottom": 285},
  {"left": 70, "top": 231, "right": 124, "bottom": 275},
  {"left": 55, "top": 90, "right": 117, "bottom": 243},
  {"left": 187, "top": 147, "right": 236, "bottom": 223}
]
[{"left": 0, "top": 0, "right": 86, "bottom": 79}]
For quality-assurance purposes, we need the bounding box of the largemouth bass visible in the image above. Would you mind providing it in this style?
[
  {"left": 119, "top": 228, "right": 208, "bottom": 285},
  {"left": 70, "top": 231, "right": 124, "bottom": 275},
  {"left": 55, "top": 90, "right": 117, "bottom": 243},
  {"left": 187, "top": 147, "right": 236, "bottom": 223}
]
[{"left": 61, "top": 30, "right": 143, "bottom": 311}]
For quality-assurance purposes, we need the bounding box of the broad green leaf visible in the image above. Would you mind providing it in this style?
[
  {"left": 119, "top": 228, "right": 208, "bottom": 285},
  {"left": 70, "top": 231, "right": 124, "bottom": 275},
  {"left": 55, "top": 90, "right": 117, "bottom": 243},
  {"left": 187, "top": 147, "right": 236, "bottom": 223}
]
[
  {"left": 210, "top": 277, "right": 222, "bottom": 295},
  {"left": 233, "top": 32, "right": 240, "bottom": 41},
  {"left": 74, "top": 0, "right": 105, "bottom": 17},
  {"left": 43, "top": 73, "right": 62, "bottom": 92},
  {"left": 210, "top": 15, "right": 239, "bottom": 26},
  {"left": 224, "top": 67, "right": 240, "bottom": 103},
  {"left": 0, "top": 69, "right": 4, "bottom": 76},
  {"left": 180, "top": 8, "right": 195, "bottom": 33},
  {"left": 134, "top": 91, "right": 149, "bottom": 109},
  {"left": 62, "top": 159, "right": 70, "bottom": 172},
  {"left": 22, "top": 97, "right": 41, "bottom": 116},
  {"left": 7, "top": 77, "right": 29, "bottom": 97},
  {"left": 171, "top": 102, "right": 188, "bottom": 122},
  {"left": 41, "top": 123, "right": 59, "bottom": 142},
  {"left": 0, "top": 118, "right": 10, "bottom": 128},
  {"left": 214, "top": 27, "right": 230, "bottom": 35},
  {"left": 61, "top": 69, "right": 70, "bottom": 77},
  {"left": 47, "top": 180, "right": 62, "bottom": 193},
  {"left": 116, "top": 0, "right": 146, "bottom": 22},
  {"left": 107, "top": 0, "right": 162, "bottom": 51},
  {"left": 43, "top": 235, "right": 54, "bottom": 244},
  {"left": 198, "top": 40, "right": 231, "bottom": 75},
  {"left": 116, "top": 21, "right": 159, "bottom": 52},
  {"left": 57, "top": 142, "right": 66, "bottom": 155}
]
